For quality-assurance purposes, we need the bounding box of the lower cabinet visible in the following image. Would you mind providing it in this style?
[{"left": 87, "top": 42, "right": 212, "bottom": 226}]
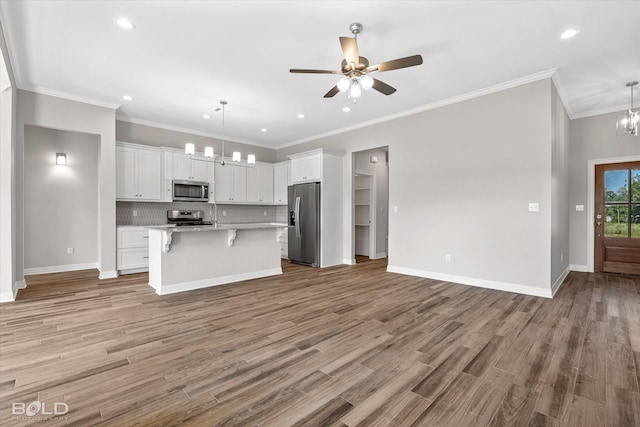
[{"left": 117, "top": 226, "right": 149, "bottom": 274}]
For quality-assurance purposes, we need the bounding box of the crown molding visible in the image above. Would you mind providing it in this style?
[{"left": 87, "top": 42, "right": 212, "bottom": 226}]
[
  {"left": 24, "top": 85, "right": 121, "bottom": 109},
  {"left": 550, "top": 71, "right": 574, "bottom": 118},
  {"left": 571, "top": 104, "right": 629, "bottom": 119},
  {"left": 276, "top": 68, "right": 558, "bottom": 149},
  {"left": 116, "top": 116, "right": 275, "bottom": 150}
]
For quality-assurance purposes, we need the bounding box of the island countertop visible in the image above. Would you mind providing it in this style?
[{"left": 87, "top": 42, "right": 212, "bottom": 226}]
[{"left": 146, "top": 222, "right": 287, "bottom": 232}]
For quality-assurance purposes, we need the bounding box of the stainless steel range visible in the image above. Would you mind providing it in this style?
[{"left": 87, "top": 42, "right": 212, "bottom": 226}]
[{"left": 167, "top": 210, "right": 213, "bottom": 226}]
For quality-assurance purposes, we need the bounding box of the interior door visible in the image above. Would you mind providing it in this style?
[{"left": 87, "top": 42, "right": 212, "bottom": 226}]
[{"left": 595, "top": 161, "right": 640, "bottom": 275}]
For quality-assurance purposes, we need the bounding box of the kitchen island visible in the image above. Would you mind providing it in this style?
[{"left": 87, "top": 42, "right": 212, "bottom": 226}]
[{"left": 147, "top": 223, "right": 287, "bottom": 295}]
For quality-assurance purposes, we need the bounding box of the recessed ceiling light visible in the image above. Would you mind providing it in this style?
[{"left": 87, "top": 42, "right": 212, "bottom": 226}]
[
  {"left": 297, "top": 114, "right": 305, "bottom": 119},
  {"left": 560, "top": 28, "right": 579, "bottom": 39},
  {"left": 261, "top": 128, "right": 268, "bottom": 132},
  {"left": 203, "top": 114, "right": 210, "bottom": 119},
  {"left": 116, "top": 17, "right": 136, "bottom": 30},
  {"left": 343, "top": 106, "right": 351, "bottom": 112},
  {"left": 122, "top": 95, "right": 133, "bottom": 101}
]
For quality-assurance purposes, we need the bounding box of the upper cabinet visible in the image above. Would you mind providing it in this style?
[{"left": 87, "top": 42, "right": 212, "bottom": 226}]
[
  {"left": 290, "top": 154, "right": 321, "bottom": 183},
  {"left": 116, "top": 143, "right": 162, "bottom": 201},
  {"left": 214, "top": 162, "right": 247, "bottom": 203},
  {"left": 273, "top": 162, "right": 289, "bottom": 205},
  {"left": 247, "top": 165, "right": 274, "bottom": 204},
  {"left": 173, "top": 153, "right": 211, "bottom": 182}
]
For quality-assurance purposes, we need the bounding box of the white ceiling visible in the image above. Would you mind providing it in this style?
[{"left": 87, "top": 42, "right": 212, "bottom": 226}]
[{"left": 1, "top": 1, "right": 638, "bottom": 149}]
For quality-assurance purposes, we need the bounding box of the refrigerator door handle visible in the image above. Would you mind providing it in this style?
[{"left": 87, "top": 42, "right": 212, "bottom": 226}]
[{"left": 294, "top": 196, "right": 301, "bottom": 238}]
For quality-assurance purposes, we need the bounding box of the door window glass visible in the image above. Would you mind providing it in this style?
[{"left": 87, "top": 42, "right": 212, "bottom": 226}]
[{"left": 604, "top": 169, "right": 639, "bottom": 239}]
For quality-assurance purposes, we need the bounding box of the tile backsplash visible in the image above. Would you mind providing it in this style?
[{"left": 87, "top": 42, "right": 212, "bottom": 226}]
[{"left": 117, "top": 202, "right": 285, "bottom": 226}]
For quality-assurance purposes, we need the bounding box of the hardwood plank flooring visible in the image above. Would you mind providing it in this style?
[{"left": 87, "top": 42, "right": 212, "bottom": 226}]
[{"left": 1, "top": 260, "right": 639, "bottom": 425}]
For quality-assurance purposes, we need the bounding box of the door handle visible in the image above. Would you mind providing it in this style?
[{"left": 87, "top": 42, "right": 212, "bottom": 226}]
[
  {"left": 596, "top": 222, "right": 602, "bottom": 226},
  {"left": 294, "top": 196, "right": 301, "bottom": 238}
]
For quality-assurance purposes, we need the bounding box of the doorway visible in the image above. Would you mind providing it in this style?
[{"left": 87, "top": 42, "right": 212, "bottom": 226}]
[
  {"left": 594, "top": 161, "right": 640, "bottom": 274},
  {"left": 354, "top": 172, "right": 375, "bottom": 259}
]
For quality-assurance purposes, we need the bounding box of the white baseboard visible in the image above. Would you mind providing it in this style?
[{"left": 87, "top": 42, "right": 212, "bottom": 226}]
[
  {"left": 24, "top": 262, "right": 98, "bottom": 276},
  {"left": 117, "top": 267, "right": 149, "bottom": 275},
  {"left": 98, "top": 270, "right": 118, "bottom": 279},
  {"left": 343, "top": 258, "right": 356, "bottom": 265},
  {"left": 0, "top": 280, "right": 25, "bottom": 303},
  {"left": 375, "top": 252, "right": 387, "bottom": 259},
  {"left": 386, "top": 265, "right": 553, "bottom": 298},
  {"left": 570, "top": 264, "right": 589, "bottom": 272},
  {"left": 156, "top": 268, "right": 282, "bottom": 296},
  {"left": 551, "top": 266, "right": 570, "bottom": 297}
]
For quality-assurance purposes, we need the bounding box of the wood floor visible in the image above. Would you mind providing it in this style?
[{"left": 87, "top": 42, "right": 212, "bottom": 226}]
[{"left": 1, "top": 258, "right": 639, "bottom": 426}]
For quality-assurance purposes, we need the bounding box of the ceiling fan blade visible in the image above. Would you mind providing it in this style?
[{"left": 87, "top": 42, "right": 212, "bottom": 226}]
[
  {"left": 367, "top": 54, "right": 423, "bottom": 73},
  {"left": 339, "top": 36, "right": 360, "bottom": 66},
  {"left": 372, "top": 78, "right": 397, "bottom": 95},
  {"left": 290, "top": 68, "right": 341, "bottom": 74},
  {"left": 323, "top": 86, "right": 340, "bottom": 98}
]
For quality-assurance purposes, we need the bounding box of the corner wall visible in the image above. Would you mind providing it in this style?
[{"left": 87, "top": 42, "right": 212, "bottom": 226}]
[{"left": 17, "top": 90, "right": 117, "bottom": 279}]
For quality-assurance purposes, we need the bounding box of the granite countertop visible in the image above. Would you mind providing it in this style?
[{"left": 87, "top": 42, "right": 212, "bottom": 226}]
[{"left": 146, "top": 222, "right": 287, "bottom": 232}]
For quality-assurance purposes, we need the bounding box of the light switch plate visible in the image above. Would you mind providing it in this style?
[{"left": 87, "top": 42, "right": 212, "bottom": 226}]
[
  {"left": 576, "top": 205, "right": 584, "bottom": 211},
  {"left": 528, "top": 203, "right": 539, "bottom": 212}
]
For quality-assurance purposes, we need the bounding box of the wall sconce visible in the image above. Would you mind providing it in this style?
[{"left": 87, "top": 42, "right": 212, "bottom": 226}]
[
  {"left": 56, "top": 153, "right": 67, "bottom": 166},
  {"left": 204, "top": 146, "right": 214, "bottom": 158},
  {"left": 185, "top": 143, "right": 195, "bottom": 155}
]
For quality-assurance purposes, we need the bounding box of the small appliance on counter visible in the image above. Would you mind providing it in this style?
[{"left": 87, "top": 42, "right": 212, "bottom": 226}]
[{"left": 167, "top": 210, "right": 213, "bottom": 226}]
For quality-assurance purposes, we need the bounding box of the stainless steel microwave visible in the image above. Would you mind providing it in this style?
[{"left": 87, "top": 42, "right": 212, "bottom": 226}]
[{"left": 172, "top": 180, "right": 209, "bottom": 202}]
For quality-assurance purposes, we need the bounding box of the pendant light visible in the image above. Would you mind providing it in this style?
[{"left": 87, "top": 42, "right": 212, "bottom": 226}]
[
  {"left": 216, "top": 100, "right": 256, "bottom": 165},
  {"left": 616, "top": 81, "right": 639, "bottom": 137}
]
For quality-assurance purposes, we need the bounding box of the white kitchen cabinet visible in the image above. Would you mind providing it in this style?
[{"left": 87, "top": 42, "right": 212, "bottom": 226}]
[
  {"left": 214, "top": 162, "right": 247, "bottom": 203},
  {"left": 290, "top": 153, "right": 322, "bottom": 183},
  {"left": 247, "top": 165, "right": 274, "bottom": 203},
  {"left": 116, "top": 144, "right": 162, "bottom": 201},
  {"left": 117, "top": 226, "right": 150, "bottom": 274},
  {"left": 173, "top": 153, "right": 211, "bottom": 182},
  {"left": 273, "top": 162, "right": 289, "bottom": 205}
]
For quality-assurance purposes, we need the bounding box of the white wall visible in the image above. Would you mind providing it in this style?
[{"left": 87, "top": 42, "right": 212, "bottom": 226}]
[
  {"left": 569, "top": 111, "right": 640, "bottom": 270},
  {"left": 279, "top": 79, "right": 557, "bottom": 296},
  {"left": 550, "top": 82, "right": 570, "bottom": 292},
  {"left": 0, "top": 19, "right": 19, "bottom": 301},
  {"left": 23, "top": 126, "right": 99, "bottom": 273},
  {"left": 17, "top": 90, "right": 117, "bottom": 280}
]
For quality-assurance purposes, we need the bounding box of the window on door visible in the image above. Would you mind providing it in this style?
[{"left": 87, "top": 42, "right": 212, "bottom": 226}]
[{"left": 604, "top": 168, "right": 640, "bottom": 238}]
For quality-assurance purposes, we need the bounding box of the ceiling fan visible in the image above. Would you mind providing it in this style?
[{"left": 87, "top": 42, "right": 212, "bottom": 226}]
[{"left": 290, "top": 22, "right": 423, "bottom": 101}]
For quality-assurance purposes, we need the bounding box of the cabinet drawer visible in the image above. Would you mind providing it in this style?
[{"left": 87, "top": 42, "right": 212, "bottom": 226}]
[
  {"left": 117, "top": 227, "right": 149, "bottom": 248},
  {"left": 117, "top": 248, "right": 149, "bottom": 270}
]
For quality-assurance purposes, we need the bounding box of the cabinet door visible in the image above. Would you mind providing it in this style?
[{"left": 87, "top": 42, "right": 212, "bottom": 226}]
[
  {"left": 214, "top": 163, "right": 233, "bottom": 202},
  {"left": 246, "top": 166, "right": 261, "bottom": 203},
  {"left": 290, "top": 158, "right": 306, "bottom": 183},
  {"left": 116, "top": 146, "right": 138, "bottom": 199},
  {"left": 273, "top": 164, "right": 288, "bottom": 204},
  {"left": 173, "top": 154, "right": 192, "bottom": 180},
  {"left": 304, "top": 155, "right": 322, "bottom": 181},
  {"left": 232, "top": 164, "right": 247, "bottom": 202},
  {"left": 191, "top": 158, "right": 210, "bottom": 182},
  {"left": 137, "top": 149, "right": 162, "bottom": 200},
  {"left": 260, "top": 166, "right": 274, "bottom": 203}
]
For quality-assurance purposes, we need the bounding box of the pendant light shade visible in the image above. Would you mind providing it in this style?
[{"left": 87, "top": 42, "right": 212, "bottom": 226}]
[
  {"left": 617, "top": 81, "right": 639, "bottom": 137},
  {"left": 204, "top": 146, "right": 214, "bottom": 158},
  {"left": 185, "top": 143, "right": 195, "bottom": 155},
  {"left": 232, "top": 151, "right": 241, "bottom": 162},
  {"left": 247, "top": 154, "right": 256, "bottom": 165}
]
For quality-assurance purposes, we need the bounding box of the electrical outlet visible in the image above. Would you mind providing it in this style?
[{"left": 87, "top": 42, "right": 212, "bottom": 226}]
[
  {"left": 445, "top": 254, "right": 451, "bottom": 262},
  {"left": 393, "top": 206, "right": 398, "bottom": 213},
  {"left": 576, "top": 205, "right": 584, "bottom": 212},
  {"left": 528, "top": 203, "right": 539, "bottom": 212},
  {"left": 67, "top": 247, "right": 74, "bottom": 255},
  {"left": 132, "top": 210, "right": 137, "bottom": 217},
  {"left": 222, "top": 210, "right": 226, "bottom": 217}
]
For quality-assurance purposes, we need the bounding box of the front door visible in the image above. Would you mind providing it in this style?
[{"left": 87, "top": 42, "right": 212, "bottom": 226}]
[{"left": 594, "top": 162, "right": 640, "bottom": 275}]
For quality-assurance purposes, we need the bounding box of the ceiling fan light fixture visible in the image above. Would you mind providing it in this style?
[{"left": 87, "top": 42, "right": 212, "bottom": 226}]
[
  {"left": 359, "top": 75, "right": 374, "bottom": 90},
  {"left": 337, "top": 77, "right": 351, "bottom": 92},
  {"left": 348, "top": 79, "right": 362, "bottom": 99},
  {"left": 616, "top": 81, "right": 639, "bottom": 137}
]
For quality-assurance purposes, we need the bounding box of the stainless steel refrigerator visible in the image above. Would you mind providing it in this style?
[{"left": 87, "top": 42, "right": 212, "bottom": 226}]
[{"left": 288, "top": 183, "right": 321, "bottom": 267}]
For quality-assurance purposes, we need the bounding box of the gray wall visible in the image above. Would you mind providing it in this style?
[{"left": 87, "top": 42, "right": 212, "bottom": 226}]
[
  {"left": 550, "top": 82, "right": 570, "bottom": 288},
  {"left": 279, "top": 79, "right": 557, "bottom": 293},
  {"left": 116, "top": 120, "right": 277, "bottom": 163},
  {"left": 354, "top": 147, "right": 389, "bottom": 257},
  {"left": 17, "top": 90, "right": 117, "bottom": 278},
  {"left": 24, "top": 126, "right": 99, "bottom": 271},
  {"left": 569, "top": 111, "right": 640, "bottom": 269}
]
